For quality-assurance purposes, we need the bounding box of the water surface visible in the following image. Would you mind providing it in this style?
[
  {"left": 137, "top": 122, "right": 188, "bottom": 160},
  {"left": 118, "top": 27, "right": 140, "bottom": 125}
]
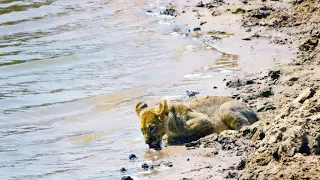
[{"left": 0, "top": 0, "right": 244, "bottom": 179}]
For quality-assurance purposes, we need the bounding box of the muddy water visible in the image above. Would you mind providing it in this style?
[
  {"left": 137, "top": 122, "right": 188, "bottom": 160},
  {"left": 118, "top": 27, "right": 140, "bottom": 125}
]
[{"left": 0, "top": 0, "right": 262, "bottom": 179}]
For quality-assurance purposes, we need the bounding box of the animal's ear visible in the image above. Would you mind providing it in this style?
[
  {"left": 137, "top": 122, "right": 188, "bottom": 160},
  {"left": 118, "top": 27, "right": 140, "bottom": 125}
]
[
  {"left": 136, "top": 102, "right": 148, "bottom": 117},
  {"left": 158, "top": 99, "right": 169, "bottom": 120}
]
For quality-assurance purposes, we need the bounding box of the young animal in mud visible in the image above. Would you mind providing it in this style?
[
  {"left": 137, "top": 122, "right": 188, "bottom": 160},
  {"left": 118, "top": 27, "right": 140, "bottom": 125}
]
[{"left": 135, "top": 96, "right": 259, "bottom": 149}]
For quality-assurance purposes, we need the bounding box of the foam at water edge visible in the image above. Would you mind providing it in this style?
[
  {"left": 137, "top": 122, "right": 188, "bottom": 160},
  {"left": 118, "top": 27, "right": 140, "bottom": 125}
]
[
  {"left": 184, "top": 73, "right": 202, "bottom": 79},
  {"left": 161, "top": 95, "right": 184, "bottom": 102}
]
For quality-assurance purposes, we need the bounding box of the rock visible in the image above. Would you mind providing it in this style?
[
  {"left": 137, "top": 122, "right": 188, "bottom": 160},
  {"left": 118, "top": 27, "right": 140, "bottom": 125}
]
[
  {"left": 193, "top": 27, "right": 201, "bottom": 31},
  {"left": 211, "top": 148, "right": 219, "bottom": 155},
  {"left": 242, "top": 37, "right": 251, "bottom": 41},
  {"left": 268, "top": 70, "right": 280, "bottom": 80},
  {"left": 121, "top": 176, "right": 133, "bottom": 180},
  {"left": 120, "top": 167, "right": 127, "bottom": 173},
  {"left": 250, "top": 10, "right": 270, "bottom": 19},
  {"left": 161, "top": 161, "right": 173, "bottom": 167},
  {"left": 196, "top": 1, "right": 205, "bottom": 7},
  {"left": 205, "top": 3, "right": 215, "bottom": 9},
  {"left": 237, "top": 159, "right": 246, "bottom": 170},
  {"left": 185, "top": 140, "right": 200, "bottom": 147},
  {"left": 213, "top": 86, "right": 218, "bottom": 89},
  {"left": 257, "top": 103, "right": 276, "bottom": 112},
  {"left": 141, "top": 162, "right": 154, "bottom": 170},
  {"left": 146, "top": 10, "right": 152, "bottom": 13},
  {"left": 160, "top": 9, "right": 177, "bottom": 16},
  {"left": 299, "top": 37, "right": 318, "bottom": 51},
  {"left": 232, "top": 8, "right": 246, "bottom": 14},
  {"left": 211, "top": 9, "right": 221, "bottom": 16},
  {"left": 311, "top": 114, "right": 320, "bottom": 121},
  {"left": 129, "top": 154, "right": 137, "bottom": 160},
  {"left": 259, "top": 86, "right": 273, "bottom": 97},
  {"left": 224, "top": 171, "right": 237, "bottom": 178},
  {"left": 242, "top": 0, "right": 248, "bottom": 4},
  {"left": 200, "top": 21, "right": 207, "bottom": 26},
  {"left": 293, "top": 88, "right": 315, "bottom": 104}
]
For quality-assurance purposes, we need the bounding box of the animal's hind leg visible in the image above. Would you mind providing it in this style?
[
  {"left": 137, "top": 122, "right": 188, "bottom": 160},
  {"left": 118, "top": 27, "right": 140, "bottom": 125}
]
[
  {"left": 219, "top": 100, "right": 253, "bottom": 130},
  {"left": 185, "top": 113, "right": 214, "bottom": 141}
]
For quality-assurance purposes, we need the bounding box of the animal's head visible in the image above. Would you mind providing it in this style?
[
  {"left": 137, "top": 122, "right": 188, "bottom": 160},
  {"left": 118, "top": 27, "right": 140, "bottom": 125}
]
[{"left": 135, "top": 100, "right": 169, "bottom": 150}]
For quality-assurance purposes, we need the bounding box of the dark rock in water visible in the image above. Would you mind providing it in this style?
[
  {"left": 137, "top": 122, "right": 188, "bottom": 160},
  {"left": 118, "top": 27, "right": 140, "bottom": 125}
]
[
  {"left": 200, "top": 21, "right": 207, "bottom": 26},
  {"left": 141, "top": 163, "right": 149, "bottom": 170},
  {"left": 193, "top": 27, "right": 201, "bottom": 31},
  {"left": 185, "top": 140, "right": 200, "bottom": 147},
  {"left": 242, "top": 37, "right": 251, "bottom": 41},
  {"left": 120, "top": 167, "right": 127, "bottom": 173},
  {"left": 129, "top": 154, "right": 137, "bottom": 160},
  {"left": 196, "top": 1, "right": 205, "bottom": 7},
  {"left": 121, "top": 176, "right": 133, "bottom": 180},
  {"left": 237, "top": 159, "right": 246, "bottom": 170},
  {"left": 141, "top": 162, "right": 154, "bottom": 170},
  {"left": 213, "top": 86, "right": 218, "bottom": 89},
  {"left": 268, "top": 70, "right": 280, "bottom": 80},
  {"left": 160, "top": 8, "right": 177, "bottom": 16},
  {"left": 147, "top": 10, "right": 152, "bottom": 13},
  {"left": 242, "top": 0, "right": 248, "bottom": 4},
  {"left": 161, "top": 161, "right": 173, "bottom": 167},
  {"left": 186, "top": 90, "right": 200, "bottom": 98}
]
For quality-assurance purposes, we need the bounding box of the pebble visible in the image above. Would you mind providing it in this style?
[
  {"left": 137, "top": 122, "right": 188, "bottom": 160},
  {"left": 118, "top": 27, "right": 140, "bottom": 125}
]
[{"left": 129, "top": 154, "right": 137, "bottom": 160}]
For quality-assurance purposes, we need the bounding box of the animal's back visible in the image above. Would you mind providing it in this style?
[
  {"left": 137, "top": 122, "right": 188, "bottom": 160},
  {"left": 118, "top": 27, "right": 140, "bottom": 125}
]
[{"left": 188, "top": 96, "right": 232, "bottom": 133}]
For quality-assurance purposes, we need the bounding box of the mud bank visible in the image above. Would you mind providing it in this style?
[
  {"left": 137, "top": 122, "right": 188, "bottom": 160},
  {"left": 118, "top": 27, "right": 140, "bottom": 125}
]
[{"left": 121, "top": 0, "right": 319, "bottom": 179}]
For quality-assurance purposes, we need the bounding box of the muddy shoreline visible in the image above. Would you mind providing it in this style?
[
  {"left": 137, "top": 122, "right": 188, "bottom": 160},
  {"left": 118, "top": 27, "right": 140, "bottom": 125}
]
[{"left": 121, "top": 0, "right": 319, "bottom": 179}]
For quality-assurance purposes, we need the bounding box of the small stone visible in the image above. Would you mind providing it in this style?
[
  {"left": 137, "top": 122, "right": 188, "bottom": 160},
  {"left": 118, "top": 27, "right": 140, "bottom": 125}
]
[
  {"left": 200, "top": 21, "right": 207, "bottom": 26},
  {"left": 193, "top": 27, "right": 201, "bottom": 31},
  {"left": 268, "top": 70, "right": 280, "bottom": 80},
  {"left": 185, "top": 140, "right": 200, "bottom": 147},
  {"left": 242, "top": 0, "right": 248, "bottom": 4},
  {"left": 259, "top": 87, "right": 273, "bottom": 97},
  {"left": 120, "top": 167, "right": 127, "bottom": 173},
  {"left": 213, "top": 86, "right": 218, "bottom": 89},
  {"left": 299, "top": 37, "right": 318, "bottom": 51},
  {"left": 141, "top": 163, "right": 149, "bottom": 171},
  {"left": 196, "top": 1, "right": 205, "bottom": 7},
  {"left": 147, "top": 10, "right": 152, "bottom": 13},
  {"left": 232, "top": 8, "right": 246, "bottom": 14},
  {"left": 237, "top": 159, "right": 246, "bottom": 170},
  {"left": 129, "top": 154, "right": 137, "bottom": 160},
  {"left": 160, "top": 9, "right": 177, "bottom": 16},
  {"left": 121, "top": 176, "right": 133, "bottom": 180},
  {"left": 211, "top": 149, "right": 219, "bottom": 155},
  {"left": 293, "top": 88, "right": 315, "bottom": 104},
  {"left": 236, "top": 151, "right": 243, "bottom": 156}
]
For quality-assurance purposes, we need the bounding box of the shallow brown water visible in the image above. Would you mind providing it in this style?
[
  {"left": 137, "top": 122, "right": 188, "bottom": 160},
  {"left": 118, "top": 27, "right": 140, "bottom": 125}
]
[{"left": 0, "top": 0, "right": 277, "bottom": 179}]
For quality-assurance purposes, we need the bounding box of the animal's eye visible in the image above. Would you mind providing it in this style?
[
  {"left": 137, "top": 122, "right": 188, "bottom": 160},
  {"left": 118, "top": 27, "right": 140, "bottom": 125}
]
[{"left": 150, "top": 126, "right": 156, "bottom": 132}]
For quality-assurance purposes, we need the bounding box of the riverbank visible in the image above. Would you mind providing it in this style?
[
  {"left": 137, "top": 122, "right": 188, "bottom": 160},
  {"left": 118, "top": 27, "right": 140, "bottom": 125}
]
[{"left": 123, "top": 0, "right": 319, "bottom": 179}]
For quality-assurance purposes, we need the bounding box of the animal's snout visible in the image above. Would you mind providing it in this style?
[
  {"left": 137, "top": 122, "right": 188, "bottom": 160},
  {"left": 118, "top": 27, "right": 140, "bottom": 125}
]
[{"left": 145, "top": 136, "right": 156, "bottom": 144}]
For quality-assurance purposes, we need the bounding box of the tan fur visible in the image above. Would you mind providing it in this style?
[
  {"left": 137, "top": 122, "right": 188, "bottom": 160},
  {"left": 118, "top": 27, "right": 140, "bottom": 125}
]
[{"left": 136, "top": 96, "right": 259, "bottom": 148}]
